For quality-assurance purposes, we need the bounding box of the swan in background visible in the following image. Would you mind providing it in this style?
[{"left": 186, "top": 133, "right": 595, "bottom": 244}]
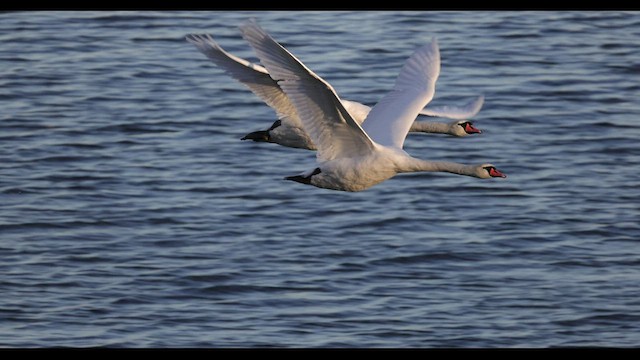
[
  {"left": 238, "top": 20, "right": 505, "bottom": 192},
  {"left": 185, "top": 33, "right": 484, "bottom": 151}
]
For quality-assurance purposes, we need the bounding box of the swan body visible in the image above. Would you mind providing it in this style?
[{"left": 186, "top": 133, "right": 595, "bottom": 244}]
[
  {"left": 185, "top": 33, "right": 484, "bottom": 151},
  {"left": 238, "top": 20, "right": 505, "bottom": 192},
  {"left": 292, "top": 154, "right": 503, "bottom": 192}
]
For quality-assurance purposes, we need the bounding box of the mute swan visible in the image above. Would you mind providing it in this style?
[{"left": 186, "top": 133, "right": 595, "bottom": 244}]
[
  {"left": 238, "top": 20, "right": 505, "bottom": 192},
  {"left": 185, "top": 33, "right": 484, "bottom": 151}
]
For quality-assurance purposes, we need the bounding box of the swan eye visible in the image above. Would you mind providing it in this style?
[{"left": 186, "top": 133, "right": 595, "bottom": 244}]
[{"left": 459, "top": 122, "right": 470, "bottom": 128}]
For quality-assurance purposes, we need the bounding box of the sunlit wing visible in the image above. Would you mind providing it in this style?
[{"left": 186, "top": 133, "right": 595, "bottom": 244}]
[
  {"left": 419, "top": 95, "right": 484, "bottom": 119},
  {"left": 361, "top": 38, "right": 440, "bottom": 149},
  {"left": 185, "top": 33, "right": 301, "bottom": 127},
  {"left": 239, "top": 19, "right": 377, "bottom": 162}
]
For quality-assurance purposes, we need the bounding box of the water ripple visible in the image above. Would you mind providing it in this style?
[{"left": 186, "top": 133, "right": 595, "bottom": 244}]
[{"left": 0, "top": 10, "right": 639, "bottom": 348}]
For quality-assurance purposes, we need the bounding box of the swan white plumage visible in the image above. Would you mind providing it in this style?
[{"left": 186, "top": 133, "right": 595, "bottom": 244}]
[
  {"left": 185, "top": 33, "right": 484, "bottom": 150},
  {"left": 238, "top": 20, "right": 505, "bottom": 192}
]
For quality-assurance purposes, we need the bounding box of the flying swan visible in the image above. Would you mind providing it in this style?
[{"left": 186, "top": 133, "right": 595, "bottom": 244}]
[
  {"left": 185, "top": 33, "right": 484, "bottom": 150},
  {"left": 237, "top": 20, "right": 505, "bottom": 192}
]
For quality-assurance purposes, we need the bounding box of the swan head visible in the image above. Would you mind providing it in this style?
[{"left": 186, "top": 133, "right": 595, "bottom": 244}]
[
  {"left": 477, "top": 163, "right": 507, "bottom": 179},
  {"left": 449, "top": 120, "right": 482, "bottom": 137}
]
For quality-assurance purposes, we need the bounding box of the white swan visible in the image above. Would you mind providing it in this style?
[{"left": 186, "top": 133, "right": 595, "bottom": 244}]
[
  {"left": 185, "top": 33, "right": 484, "bottom": 150},
  {"left": 238, "top": 20, "right": 505, "bottom": 192}
]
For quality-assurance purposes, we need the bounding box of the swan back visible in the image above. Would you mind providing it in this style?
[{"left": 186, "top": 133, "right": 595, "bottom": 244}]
[{"left": 340, "top": 100, "right": 372, "bottom": 124}]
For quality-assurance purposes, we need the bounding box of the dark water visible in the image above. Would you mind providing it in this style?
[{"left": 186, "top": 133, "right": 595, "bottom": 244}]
[{"left": 1, "top": 11, "right": 640, "bottom": 347}]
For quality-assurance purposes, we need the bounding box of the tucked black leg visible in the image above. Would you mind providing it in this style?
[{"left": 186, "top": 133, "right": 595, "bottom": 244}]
[
  {"left": 241, "top": 120, "right": 281, "bottom": 142},
  {"left": 285, "top": 168, "right": 321, "bottom": 185},
  {"left": 241, "top": 130, "right": 270, "bottom": 142}
]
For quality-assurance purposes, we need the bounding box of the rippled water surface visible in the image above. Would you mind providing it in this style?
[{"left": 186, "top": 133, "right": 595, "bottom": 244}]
[{"left": 1, "top": 11, "right": 640, "bottom": 347}]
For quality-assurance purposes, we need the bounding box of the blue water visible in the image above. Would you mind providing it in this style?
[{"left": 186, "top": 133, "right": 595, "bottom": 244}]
[{"left": 1, "top": 11, "right": 640, "bottom": 347}]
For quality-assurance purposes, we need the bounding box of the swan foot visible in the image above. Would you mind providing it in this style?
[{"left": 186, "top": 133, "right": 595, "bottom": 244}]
[
  {"left": 241, "top": 130, "right": 270, "bottom": 142},
  {"left": 284, "top": 168, "right": 321, "bottom": 185}
]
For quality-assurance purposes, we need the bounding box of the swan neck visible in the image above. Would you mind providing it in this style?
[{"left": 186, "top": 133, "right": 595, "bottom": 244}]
[
  {"left": 402, "top": 159, "right": 475, "bottom": 176},
  {"left": 409, "top": 121, "right": 450, "bottom": 134}
]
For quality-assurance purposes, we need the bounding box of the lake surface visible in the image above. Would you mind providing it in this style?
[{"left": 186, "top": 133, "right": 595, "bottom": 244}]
[{"left": 1, "top": 11, "right": 639, "bottom": 347}]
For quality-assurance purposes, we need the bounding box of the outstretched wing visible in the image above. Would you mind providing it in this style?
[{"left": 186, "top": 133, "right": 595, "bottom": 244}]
[
  {"left": 420, "top": 95, "right": 484, "bottom": 119},
  {"left": 239, "top": 19, "right": 376, "bottom": 162},
  {"left": 185, "top": 33, "right": 301, "bottom": 127},
  {"left": 361, "top": 38, "right": 441, "bottom": 149}
]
